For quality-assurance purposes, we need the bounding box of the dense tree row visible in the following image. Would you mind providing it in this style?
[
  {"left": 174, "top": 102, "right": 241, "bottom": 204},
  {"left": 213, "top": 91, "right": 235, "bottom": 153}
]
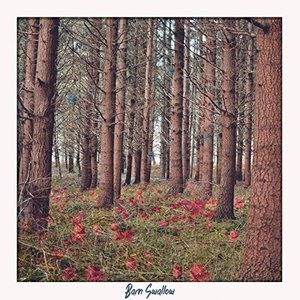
[{"left": 17, "top": 17, "right": 281, "bottom": 281}]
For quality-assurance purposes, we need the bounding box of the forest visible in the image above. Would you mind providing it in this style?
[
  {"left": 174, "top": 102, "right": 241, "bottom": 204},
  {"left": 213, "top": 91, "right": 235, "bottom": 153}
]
[{"left": 17, "top": 17, "right": 281, "bottom": 282}]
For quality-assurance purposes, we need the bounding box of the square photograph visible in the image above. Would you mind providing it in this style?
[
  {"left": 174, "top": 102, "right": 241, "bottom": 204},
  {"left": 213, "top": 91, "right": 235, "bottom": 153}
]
[{"left": 17, "top": 17, "right": 282, "bottom": 283}]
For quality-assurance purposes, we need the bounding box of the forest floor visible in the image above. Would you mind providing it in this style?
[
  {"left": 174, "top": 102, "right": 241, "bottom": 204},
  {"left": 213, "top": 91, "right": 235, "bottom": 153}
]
[{"left": 17, "top": 174, "right": 250, "bottom": 282}]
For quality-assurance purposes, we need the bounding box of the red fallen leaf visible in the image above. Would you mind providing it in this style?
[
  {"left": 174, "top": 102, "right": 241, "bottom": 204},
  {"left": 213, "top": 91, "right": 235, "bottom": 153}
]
[
  {"left": 51, "top": 249, "right": 64, "bottom": 259},
  {"left": 173, "top": 264, "right": 183, "bottom": 280},
  {"left": 122, "top": 211, "right": 129, "bottom": 220},
  {"left": 71, "top": 250, "right": 79, "bottom": 257},
  {"left": 203, "top": 222, "right": 214, "bottom": 230},
  {"left": 110, "top": 223, "right": 119, "bottom": 231},
  {"left": 85, "top": 265, "right": 106, "bottom": 282},
  {"left": 146, "top": 260, "right": 154, "bottom": 267},
  {"left": 157, "top": 189, "right": 163, "bottom": 194},
  {"left": 89, "top": 191, "right": 96, "bottom": 197},
  {"left": 234, "top": 198, "right": 244, "bottom": 209},
  {"left": 205, "top": 198, "right": 217, "bottom": 209},
  {"left": 140, "top": 212, "right": 149, "bottom": 220},
  {"left": 63, "top": 239, "right": 72, "bottom": 249},
  {"left": 135, "top": 189, "right": 143, "bottom": 197},
  {"left": 126, "top": 258, "right": 137, "bottom": 270},
  {"left": 128, "top": 198, "right": 137, "bottom": 206},
  {"left": 189, "top": 264, "right": 209, "bottom": 282},
  {"left": 71, "top": 211, "right": 84, "bottom": 225},
  {"left": 159, "top": 220, "right": 169, "bottom": 227},
  {"left": 228, "top": 230, "right": 239, "bottom": 241},
  {"left": 114, "top": 229, "right": 135, "bottom": 242},
  {"left": 171, "top": 215, "right": 180, "bottom": 223},
  {"left": 61, "top": 266, "right": 77, "bottom": 281},
  {"left": 144, "top": 250, "right": 152, "bottom": 258},
  {"left": 151, "top": 207, "right": 161, "bottom": 213},
  {"left": 115, "top": 206, "right": 124, "bottom": 215},
  {"left": 93, "top": 225, "right": 101, "bottom": 235},
  {"left": 138, "top": 198, "right": 145, "bottom": 205},
  {"left": 72, "top": 223, "right": 85, "bottom": 241},
  {"left": 201, "top": 210, "right": 215, "bottom": 219}
]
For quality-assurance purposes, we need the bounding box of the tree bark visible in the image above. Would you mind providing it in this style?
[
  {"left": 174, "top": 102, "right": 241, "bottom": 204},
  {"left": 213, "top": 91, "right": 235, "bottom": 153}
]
[
  {"left": 113, "top": 18, "right": 127, "bottom": 197},
  {"left": 26, "top": 18, "right": 59, "bottom": 231},
  {"left": 98, "top": 18, "right": 118, "bottom": 208},
  {"left": 141, "top": 19, "right": 154, "bottom": 184},
  {"left": 201, "top": 29, "right": 216, "bottom": 200},
  {"left": 215, "top": 19, "right": 237, "bottom": 220},
  {"left": 239, "top": 18, "right": 282, "bottom": 281},
  {"left": 244, "top": 23, "right": 254, "bottom": 188},
  {"left": 18, "top": 18, "right": 39, "bottom": 203},
  {"left": 182, "top": 20, "right": 191, "bottom": 183},
  {"left": 169, "top": 19, "right": 184, "bottom": 194}
]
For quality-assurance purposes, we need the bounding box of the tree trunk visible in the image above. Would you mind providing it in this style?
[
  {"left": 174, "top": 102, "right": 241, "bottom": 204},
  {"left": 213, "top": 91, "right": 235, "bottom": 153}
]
[
  {"left": 98, "top": 18, "right": 118, "bottom": 208},
  {"left": 244, "top": 23, "right": 254, "bottom": 188},
  {"left": 18, "top": 18, "right": 39, "bottom": 203},
  {"left": 26, "top": 18, "right": 59, "bottom": 232},
  {"left": 239, "top": 18, "right": 282, "bottom": 281},
  {"left": 215, "top": 19, "right": 237, "bottom": 220},
  {"left": 133, "top": 149, "right": 142, "bottom": 184},
  {"left": 114, "top": 18, "right": 127, "bottom": 198},
  {"left": 216, "top": 132, "right": 222, "bottom": 184},
  {"left": 182, "top": 20, "right": 191, "bottom": 183},
  {"left": 76, "top": 134, "right": 81, "bottom": 177},
  {"left": 141, "top": 19, "right": 154, "bottom": 184},
  {"left": 169, "top": 19, "right": 184, "bottom": 194},
  {"left": 68, "top": 142, "right": 75, "bottom": 173},
  {"left": 201, "top": 29, "right": 216, "bottom": 200}
]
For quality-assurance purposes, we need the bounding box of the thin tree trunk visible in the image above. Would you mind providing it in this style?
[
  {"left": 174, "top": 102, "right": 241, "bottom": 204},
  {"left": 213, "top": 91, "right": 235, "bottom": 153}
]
[
  {"left": 182, "top": 20, "right": 191, "bottom": 183},
  {"left": 18, "top": 18, "right": 39, "bottom": 203},
  {"left": 215, "top": 19, "right": 237, "bottom": 220},
  {"left": 169, "top": 19, "right": 184, "bottom": 194},
  {"left": 26, "top": 18, "right": 59, "bottom": 231},
  {"left": 141, "top": 19, "right": 154, "bottom": 184},
  {"left": 216, "top": 132, "right": 222, "bottom": 184},
  {"left": 201, "top": 29, "right": 216, "bottom": 200},
  {"left": 114, "top": 18, "right": 127, "bottom": 198},
  {"left": 76, "top": 134, "right": 81, "bottom": 177},
  {"left": 98, "top": 18, "right": 118, "bottom": 208},
  {"left": 239, "top": 18, "right": 282, "bottom": 281},
  {"left": 244, "top": 23, "right": 254, "bottom": 188},
  {"left": 68, "top": 141, "right": 75, "bottom": 173}
]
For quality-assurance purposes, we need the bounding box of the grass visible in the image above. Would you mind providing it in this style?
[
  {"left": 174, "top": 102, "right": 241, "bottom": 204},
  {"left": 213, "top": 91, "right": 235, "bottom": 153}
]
[{"left": 17, "top": 175, "right": 250, "bottom": 282}]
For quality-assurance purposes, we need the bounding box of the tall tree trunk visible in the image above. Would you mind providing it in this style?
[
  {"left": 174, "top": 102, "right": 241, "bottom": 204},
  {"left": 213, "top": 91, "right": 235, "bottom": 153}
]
[
  {"left": 182, "top": 20, "right": 191, "bottom": 183},
  {"left": 215, "top": 19, "right": 237, "bottom": 220},
  {"left": 26, "top": 18, "right": 59, "bottom": 231},
  {"left": 18, "top": 18, "right": 39, "bottom": 204},
  {"left": 133, "top": 149, "right": 142, "bottom": 184},
  {"left": 169, "top": 19, "right": 184, "bottom": 194},
  {"left": 141, "top": 19, "right": 154, "bottom": 184},
  {"left": 98, "top": 18, "right": 118, "bottom": 208},
  {"left": 244, "top": 23, "right": 254, "bottom": 188},
  {"left": 201, "top": 29, "right": 216, "bottom": 200},
  {"left": 216, "top": 132, "right": 222, "bottom": 184},
  {"left": 239, "top": 18, "right": 282, "bottom": 281},
  {"left": 114, "top": 18, "right": 127, "bottom": 198},
  {"left": 76, "top": 133, "right": 81, "bottom": 177},
  {"left": 68, "top": 133, "right": 75, "bottom": 173},
  {"left": 125, "top": 98, "right": 136, "bottom": 185}
]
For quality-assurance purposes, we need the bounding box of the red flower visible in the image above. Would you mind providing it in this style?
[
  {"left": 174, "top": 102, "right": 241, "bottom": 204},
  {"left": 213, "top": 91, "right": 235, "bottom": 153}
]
[
  {"left": 228, "top": 230, "right": 239, "bottom": 241},
  {"left": 189, "top": 264, "right": 209, "bottom": 282},
  {"left": 72, "top": 223, "right": 85, "bottom": 241},
  {"left": 51, "top": 249, "right": 64, "bottom": 259},
  {"left": 61, "top": 266, "right": 77, "bottom": 281},
  {"left": 71, "top": 211, "right": 84, "bottom": 225},
  {"left": 126, "top": 258, "right": 137, "bottom": 270},
  {"left": 85, "top": 265, "right": 106, "bottom": 282},
  {"left": 234, "top": 198, "right": 244, "bottom": 209},
  {"left": 110, "top": 223, "right": 119, "bottom": 231},
  {"left": 93, "top": 225, "right": 101, "bottom": 235},
  {"left": 173, "top": 264, "right": 183, "bottom": 280},
  {"left": 159, "top": 220, "right": 169, "bottom": 227}
]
